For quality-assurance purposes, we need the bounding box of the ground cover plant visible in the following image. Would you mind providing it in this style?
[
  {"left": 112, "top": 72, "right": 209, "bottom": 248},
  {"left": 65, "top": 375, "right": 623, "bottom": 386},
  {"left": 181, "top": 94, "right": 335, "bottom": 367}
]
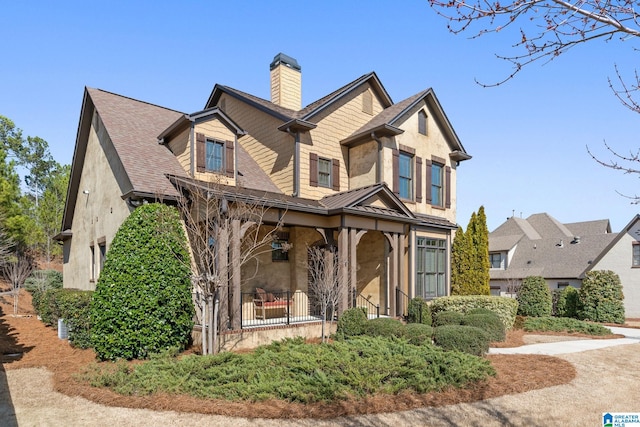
[
  {"left": 523, "top": 317, "right": 613, "bottom": 336},
  {"left": 83, "top": 336, "right": 495, "bottom": 403}
]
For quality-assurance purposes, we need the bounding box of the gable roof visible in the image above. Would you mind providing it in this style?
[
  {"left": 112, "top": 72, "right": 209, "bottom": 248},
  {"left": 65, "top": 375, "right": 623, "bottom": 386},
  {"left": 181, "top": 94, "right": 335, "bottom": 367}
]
[
  {"left": 61, "top": 87, "right": 187, "bottom": 231},
  {"left": 587, "top": 214, "right": 640, "bottom": 270},
  {"left": 320, "top": 182, "right": 416, "bottom": 219},
  {"left": 489, "top": 212, "right": 618, "bottom": 280}
]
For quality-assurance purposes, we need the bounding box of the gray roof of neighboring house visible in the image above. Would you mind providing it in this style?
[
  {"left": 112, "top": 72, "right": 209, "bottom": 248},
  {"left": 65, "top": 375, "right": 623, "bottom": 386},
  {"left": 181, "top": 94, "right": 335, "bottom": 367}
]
[{"left": 489, "top": 213, "right": 617, "bottom": 280}]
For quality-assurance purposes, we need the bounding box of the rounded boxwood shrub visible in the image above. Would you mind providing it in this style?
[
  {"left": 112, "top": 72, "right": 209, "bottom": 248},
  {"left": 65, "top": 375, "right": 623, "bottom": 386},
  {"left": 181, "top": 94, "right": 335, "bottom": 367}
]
[
  {"left": 466, "top": 307, "right": 495, "bottom": 316},
  {"left": 577, "top": 270, "right": 625, "bottom": 324},
  {"left": 336, "top": 307, "right": 368, "bottom": 338},
  {"left": 364, "top": 318, "right": 406, "bottom": 338},
  {"left": 556, "top": 286, "right": 579, "bottom": 318},
  {"left": 517, "top": 276, "right": 552, "bottom": 317},
  {"left": 432, "top": 310, "right": 464, "bottom": 327},
  {"left": 429, "top": 295, "right": 518, "bottom": 330},
  {"left": 404, "top": 323, "right": 433, "bottom": 346},
  {"left": 407, "top": 297, "right": 431, "bottom": 325},
  {"left": 462, "top": 313, "right": 506, "bottom": 342},
  {"left": 433, "top": 325, "right": 490, "bottom": 356},
  {"left": 91, "top": 203, "right": 194, "bottom": 360}
]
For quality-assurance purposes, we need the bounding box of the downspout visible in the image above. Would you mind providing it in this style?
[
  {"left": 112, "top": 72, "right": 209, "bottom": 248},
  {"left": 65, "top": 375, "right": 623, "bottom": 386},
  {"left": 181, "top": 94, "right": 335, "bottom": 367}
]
[
  {"left": 371, "top": 131, "right": 382, "bottom": 183},
  {"left": 285, "top": 127, "right": 300, "bottom": 197},
  {"left": 189, "top": 122, "right": 195, "bottom": 177}
]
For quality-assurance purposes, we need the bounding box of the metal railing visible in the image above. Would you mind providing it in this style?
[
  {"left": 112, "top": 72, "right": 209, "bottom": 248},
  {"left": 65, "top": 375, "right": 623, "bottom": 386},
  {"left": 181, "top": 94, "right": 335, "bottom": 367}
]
[
  {"left": 396, "top": 288, "right": 410, "bottom": 320},
  {"left": 240, "top": 290, "right": 321, "bottom": 328},
  {"left": 354, "top": 294, "right": 380, "bottom": 319}
]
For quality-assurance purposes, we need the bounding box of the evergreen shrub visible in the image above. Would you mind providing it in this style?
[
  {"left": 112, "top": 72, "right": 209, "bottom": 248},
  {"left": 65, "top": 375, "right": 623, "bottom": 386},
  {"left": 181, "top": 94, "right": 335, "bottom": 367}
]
[
  {"left": 404, "top": 323, "right": 433, "bottom": 346},
  {"left": 555, "top": 286, "right": 579, "bottom": 318},
  {"left": 91, "top": 204, "right": 194, "bottom": 360},
  {"left": 432, "top": 311, "right": 464, "bottom": 327},
  {"left": 433, "top": 325, "right": 490, "bottom": 356},
  {"left": 407, "top": 297, "right": 431, "bottom": 325},
  {"left": 364, "top": 318, "right": 406, "bottom": 338},
  {"left": 462, "top": 313, "right": 506, "bottom": 342},
  {"left": 336, "top": 307, "right": 368, "bottom": 338},
  {"left": 577, "top": 270, "right": 625, "bottom": 324},
  {"left": 516, "top": 276, "right": 552, "bottom": 317},
  {"left": 430, "top": 295, "right": 518, "bottom": 330}
]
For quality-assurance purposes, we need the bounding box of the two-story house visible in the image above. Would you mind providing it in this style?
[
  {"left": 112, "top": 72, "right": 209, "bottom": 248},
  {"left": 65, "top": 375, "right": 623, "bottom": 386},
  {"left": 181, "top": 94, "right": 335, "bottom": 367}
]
[{"left": 57, "top": 53, "right": 470, "bottom": 341}]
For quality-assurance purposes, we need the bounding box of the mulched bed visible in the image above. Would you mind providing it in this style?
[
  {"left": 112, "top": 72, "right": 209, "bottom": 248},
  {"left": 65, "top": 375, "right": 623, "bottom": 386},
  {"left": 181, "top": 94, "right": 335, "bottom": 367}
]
[{"left": 0, "top": 290, "right": 577, "bottom": 419}]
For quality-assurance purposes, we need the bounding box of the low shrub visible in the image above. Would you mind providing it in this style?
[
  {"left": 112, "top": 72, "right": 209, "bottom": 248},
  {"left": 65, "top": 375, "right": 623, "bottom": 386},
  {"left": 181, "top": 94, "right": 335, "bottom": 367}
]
[
  {"left": 517, "top": 276, "right": 552, "bottom": 317},
  {"left": 433, "top": 325, "right": 490, "bottom": 356},
  {"left": 430, "top": 295, "right": 518, "bottom": 330},
  {"left": 555, "top": 286, "right": 579, "bottom": 318},
  {"left": 577, "top": 270, "right": 625, "bottom": 324},
  {"left": 407, "top": 297, "right": 431, "bottom": 325},
  {"left": 523, "top": 316, "right": 612, "bottom": 336},
  {"left": 24, "top": 270, "right": 63, "bottom": 292},
  {"left": 462, "top": 313, "right": 506, "bottom": 342},
  {"left": 404, "top": 323, "right": 433, "bottom": 346},
  {"left": 32, "top": 288, "right": 63, "bottom": 326},
  {"left": 84, "top": 336, "right": 495, "bottom": 403},
  {"left": 336, "top": 307, "right": 368, "bottom": 338},
  {"left": 55, "top": 290, "right": 94, "bottom": 348},
  {"left": 466, "top": 308, "right": 496, "bottom": 316},
  {"left": 364, "top": 318, "right": 406, "bottom": 338},
  {"left": 432, "top": 311, "right": 464, "bottom": 327}
]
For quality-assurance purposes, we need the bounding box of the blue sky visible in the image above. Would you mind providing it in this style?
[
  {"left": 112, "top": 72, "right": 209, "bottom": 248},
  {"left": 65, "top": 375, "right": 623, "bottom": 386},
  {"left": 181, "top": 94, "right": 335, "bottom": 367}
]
[{"left": 2, "top": 1, "right": 639, "bottom": 232}]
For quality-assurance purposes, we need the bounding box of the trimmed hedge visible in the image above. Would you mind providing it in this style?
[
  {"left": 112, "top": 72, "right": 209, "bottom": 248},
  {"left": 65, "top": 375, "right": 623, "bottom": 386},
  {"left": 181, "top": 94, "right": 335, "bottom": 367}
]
[
  {"left": 524, "top": 316, "right": 612, "bottom": 336},
  {"left": 404, "top": 323, "right": 433, "bottom": 346},
  {"left": 517, "top": 276, "right": 552, "bottom": 317},
  {"left": 432, "top": 311, "right": 464, "bottom": 327},
  {"left": 555, "top": 286, "right": 579, "bottom": 318},
  {"left": 429, "top": 295, "right": 518, "bottom": 330},
  {"left": 30, "top": 288, "right": 93, "bottom": 348},
  {"left": 433, "top": 325, "right": 490, "bottom": 356},
  {"left": 577, "top": 270, "right": 625, "bottom": 324},
  {"left": 407, "top": 297, "right": 431, "bottom": 325},
  {"left": 364, "top": 318, "right": 406, "bottom": 338},
  {"left": 462, "top": 313, "right": 505, "bottom": 342},
  {"left": 336, "top": 307, "right": 368, "bottom": 338},
  {"left": 91, "top": 204, "right": 194, "bottom": 360}
]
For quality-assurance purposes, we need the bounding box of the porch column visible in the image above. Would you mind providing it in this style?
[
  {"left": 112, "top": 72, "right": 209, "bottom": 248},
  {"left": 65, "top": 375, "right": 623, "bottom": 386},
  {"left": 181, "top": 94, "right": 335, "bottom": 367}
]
[
  {"left": 230, "top": 219, "right": 241, "bottom": 330},
  {"left": 398, "top": 232, "right": 405, "bottom": 317},
  {"left": 349, "top": 228, "right": 357, "bottom": 307},
  {"left": 218, "top": 223, "right": 229, "bottom": 330},
  {"left": 385, "top": 232, "right": 398, "bottom": 317},
  {"left": 338, "top": 227, "right": 349, "bottom": 314}
]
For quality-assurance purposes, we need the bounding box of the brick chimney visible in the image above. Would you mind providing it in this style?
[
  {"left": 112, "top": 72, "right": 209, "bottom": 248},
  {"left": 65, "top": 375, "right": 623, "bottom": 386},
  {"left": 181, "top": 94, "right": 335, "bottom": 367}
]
[{"left": 270, "top": 53, "right": 301, "bottom": 110}]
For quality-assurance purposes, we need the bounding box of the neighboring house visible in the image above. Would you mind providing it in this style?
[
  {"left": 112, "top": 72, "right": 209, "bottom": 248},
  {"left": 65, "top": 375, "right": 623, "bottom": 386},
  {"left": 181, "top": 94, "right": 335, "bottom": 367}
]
[
  {"left": 56, "top": 53, "right": 471, "bottom": 335},
  {"left": 489, "top": 212, "right": 640, "bottom": 317}
]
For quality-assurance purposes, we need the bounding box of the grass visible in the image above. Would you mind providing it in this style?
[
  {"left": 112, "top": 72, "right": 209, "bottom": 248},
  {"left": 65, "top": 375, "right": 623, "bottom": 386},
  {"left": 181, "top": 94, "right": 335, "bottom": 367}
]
[
  {"left": 523, "top": 317, "right": 613, "bottom": 336},
  {"left": 83, "top": 336, "right": 495, "bottom": 404}
]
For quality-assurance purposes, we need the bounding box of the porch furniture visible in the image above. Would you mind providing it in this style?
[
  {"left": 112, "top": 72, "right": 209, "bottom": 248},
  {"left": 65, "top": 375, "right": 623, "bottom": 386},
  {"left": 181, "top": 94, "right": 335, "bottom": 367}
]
[{"left": 254, "top": 288, "right": 293, "bottom": 320}]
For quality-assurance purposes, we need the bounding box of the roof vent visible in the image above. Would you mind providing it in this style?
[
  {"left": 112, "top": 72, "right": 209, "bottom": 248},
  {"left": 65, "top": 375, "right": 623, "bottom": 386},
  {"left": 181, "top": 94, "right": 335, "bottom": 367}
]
[
  {"left": 556, "top": 239, "right": 564, "bottom": 248},
  {"left": 571, "top": 236, "right": 581, "bottom": 244}
]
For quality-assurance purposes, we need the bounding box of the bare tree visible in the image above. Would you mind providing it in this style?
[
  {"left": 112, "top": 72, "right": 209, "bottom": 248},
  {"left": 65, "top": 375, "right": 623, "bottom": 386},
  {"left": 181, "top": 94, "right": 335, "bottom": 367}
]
[
  {"left": 428, "top": 0, "right": 640, "bottom": 86},
  {"left": 168, "top": 177, "right": 285, "bottom": 354},
  {"left": 306, "top": 245, "right": 349, "bottom": 343},
  {"left": 3, "top": 253, "right": 33, "bottom": 316}
]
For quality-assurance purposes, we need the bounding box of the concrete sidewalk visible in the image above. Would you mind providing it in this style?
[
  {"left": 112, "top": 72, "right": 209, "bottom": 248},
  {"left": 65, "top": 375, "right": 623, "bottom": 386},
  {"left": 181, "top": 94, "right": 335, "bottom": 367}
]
[{"left": 489, "top": 326, "right": 640, "bottom": 355}]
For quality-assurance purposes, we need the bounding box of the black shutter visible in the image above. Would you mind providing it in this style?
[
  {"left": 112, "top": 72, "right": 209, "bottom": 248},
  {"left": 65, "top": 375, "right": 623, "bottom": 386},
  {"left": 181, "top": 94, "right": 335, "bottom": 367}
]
[
  {"left": 424, "top": 159, "right": 432, "bottom": 204},
  {"left": 196, "top": 133, "right": 205, "bottom": 172},
  {"left": 445, "top": 166, "right": 451, "bottom": 209},
  {"left": 309, "top": 153, "right": 318, "bottom": 187},
  {"left": 415, "top": 156, "right": 422, "bottom": 203},
  {"left": 225, "top": 140, "right": 234, "bottom": 177},
  {"left": 332, "top": 158, "right": 340, "bottom": 191}
]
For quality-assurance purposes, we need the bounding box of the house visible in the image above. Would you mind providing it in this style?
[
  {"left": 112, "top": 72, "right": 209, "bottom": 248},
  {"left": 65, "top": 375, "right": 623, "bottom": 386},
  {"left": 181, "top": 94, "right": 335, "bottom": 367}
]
[
  {"left": 489, "top": 212, "right": 640, "bottom": 317},
  {"left": 56, "top": 53, "right": 471, "bottom": 342}
]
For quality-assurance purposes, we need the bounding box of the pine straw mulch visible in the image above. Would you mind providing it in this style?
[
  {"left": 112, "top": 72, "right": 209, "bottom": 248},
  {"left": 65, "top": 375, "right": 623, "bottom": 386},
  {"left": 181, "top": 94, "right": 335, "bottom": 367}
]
[{"left": 0, "top": 290, "right": 585, "bottom": 419}]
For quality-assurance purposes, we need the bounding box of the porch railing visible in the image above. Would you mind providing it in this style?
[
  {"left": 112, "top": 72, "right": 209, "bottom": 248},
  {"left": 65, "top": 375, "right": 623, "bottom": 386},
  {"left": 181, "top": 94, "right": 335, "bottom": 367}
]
[
  {"left": 240, "top": 290, "right": 321, "bottom": 328},
  {"left": 396, "top": 288, "right": 410, "bottom": 320},
  {"left": 354, "top": 294, "right": 380, "bottom": 319}
]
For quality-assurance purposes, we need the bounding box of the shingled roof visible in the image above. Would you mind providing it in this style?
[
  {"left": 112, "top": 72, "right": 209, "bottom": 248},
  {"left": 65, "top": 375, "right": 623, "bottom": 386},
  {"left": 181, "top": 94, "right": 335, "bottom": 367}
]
[
  {"left": 62, "top": 88, "right": 187, "bottom": 230},
  {"left": 489, "top": 213, "right": 617, "bottom": 280}
]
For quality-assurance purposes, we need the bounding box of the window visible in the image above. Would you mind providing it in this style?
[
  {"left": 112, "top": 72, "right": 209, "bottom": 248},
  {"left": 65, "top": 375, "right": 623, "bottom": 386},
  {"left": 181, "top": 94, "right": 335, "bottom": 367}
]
[
  {"left": 490, "top": 286, "right": 501, "bottom": 296},
  {"left": 398, "top": 152, "right": 413, "bottom": 200},
  {"left": 272, "top": 232, "right": 290, "bottom": 262},
  {"left": 489, "top": 252, "right": 505, "bottom": 269},
  {"left": 633, "top": 242, "right": 640, "bottom": 267},
  {"left": 206, "top": 139, "right": 225, "bottom": 172},
  {"left": 431, "top": 162, "right": 443, "bottom": 206},
  {"left": 418, "top": 110, "right": 427, "bottom": 135},
  {"left": 415, "top": 237, "right": 447, "bottom": 299},
  {"left": 318, "top": 157, "right": 332, "bottom": 188},
  {"left": 557, "top": 282, "right": 569, "bottom": 290},
  {"left": 90, "top": 245, "right": 96, "bottom": 281},
  {"left": 99, "top": 242, "right": 106, "bottom": 274}
]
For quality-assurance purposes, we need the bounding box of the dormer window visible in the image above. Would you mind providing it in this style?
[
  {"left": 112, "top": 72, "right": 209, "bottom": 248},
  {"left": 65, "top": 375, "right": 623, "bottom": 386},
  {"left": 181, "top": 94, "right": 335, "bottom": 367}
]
[
  {"left": 489, "top": 252, "right": 505, "bottom": 269},
  {"left": 206, "top": 139, "right": 225, "bottom": 173},
  {"left": 418, "top": 110, "right": 427, "bottom": 135}
]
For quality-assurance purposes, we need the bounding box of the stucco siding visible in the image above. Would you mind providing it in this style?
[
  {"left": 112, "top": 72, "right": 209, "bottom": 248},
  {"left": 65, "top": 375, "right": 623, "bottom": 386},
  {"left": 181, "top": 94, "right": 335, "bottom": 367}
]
[
  {"left": 591, "top": 230, "right": 640, "bottom": 318},
  {"left": 63, "top": 112, "right": 132, "bottom": 290}
]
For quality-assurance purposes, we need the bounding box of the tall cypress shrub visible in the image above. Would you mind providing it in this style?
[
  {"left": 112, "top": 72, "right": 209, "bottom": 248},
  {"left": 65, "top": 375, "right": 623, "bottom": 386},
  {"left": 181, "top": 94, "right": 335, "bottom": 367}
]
[
  {"left": 91, "top": 203, "right": 194, "bottom": 360},
  {"left": 452, "top": 207, "right": 490, "bottom": 295},
  {"left": 451, "top": 226, "right": 472, "bottom": 295}
]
